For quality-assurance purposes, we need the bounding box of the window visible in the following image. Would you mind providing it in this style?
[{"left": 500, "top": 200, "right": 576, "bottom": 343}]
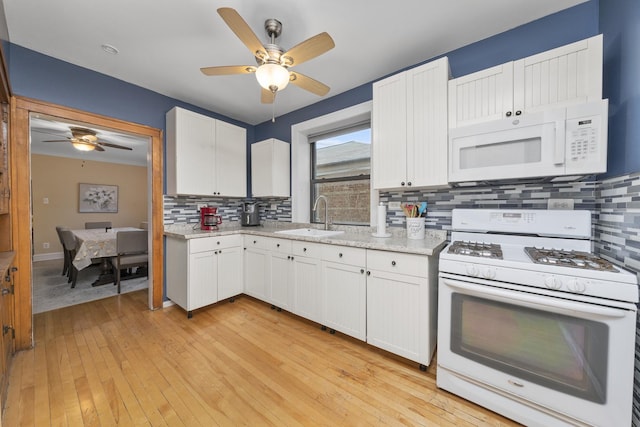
[{"left": 310, "top": 124, "right": 371, "bottom": 226}]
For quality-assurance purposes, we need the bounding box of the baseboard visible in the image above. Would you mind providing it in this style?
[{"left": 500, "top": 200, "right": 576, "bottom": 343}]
[
  {"left": 33, "top": 252, "right": 64, "bottom": 262},
  {"left": 163, "top": 300, "right": 175, "bottom": 308}
]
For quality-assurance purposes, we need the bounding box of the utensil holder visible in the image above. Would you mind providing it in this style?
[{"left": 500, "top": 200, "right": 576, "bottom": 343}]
[{"left": 406, "top": 217, "right": 425, "bottom": 240}]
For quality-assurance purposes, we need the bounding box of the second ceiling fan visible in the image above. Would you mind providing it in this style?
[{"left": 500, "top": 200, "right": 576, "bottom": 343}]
[{"left": 200, "top": 7, "right": 335, "bottom": 104}]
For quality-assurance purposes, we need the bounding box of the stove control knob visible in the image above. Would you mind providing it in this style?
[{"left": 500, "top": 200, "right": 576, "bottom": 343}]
[
  {"left": 466, "top": 264, "right": 479, "bottom": 277},
  {"left": 567, "top": 279, "right": 587, "bottom": 293},
  {"left": 544, "top": 275, "right": 562, "bottom": 290},
  {"left": 482, "top": 268, "right": 497, "bottom": 280}
]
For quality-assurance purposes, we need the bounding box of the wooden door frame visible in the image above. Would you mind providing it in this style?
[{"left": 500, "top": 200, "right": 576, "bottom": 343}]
[{"left": 10, "top": 96, "right": 164, "bottom": 350}]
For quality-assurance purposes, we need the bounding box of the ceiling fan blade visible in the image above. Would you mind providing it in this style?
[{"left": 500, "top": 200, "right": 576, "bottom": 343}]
[
  {"left": 200, "top": 65, "right": 257, "bottom": 76},
  {"left": 42, "top": 139, "right": 71, "bottom": 143},
  {"left": 281, "top": 32, "right": 335, "bottom": 67},
  {"left": 93, "top": 145, "right": 105, "bottom": 152},
  {"left": 97, "top": 141, "right": 133, "bottom": 151},
  {"left": 289, "top": 72, "right": 330, "bottom": 97},
  {"left": 261, "top": 88, "right": 275, "bottom": 104},
  {"left": 217, "top": 7, "right": 267, "bottom": 60}
]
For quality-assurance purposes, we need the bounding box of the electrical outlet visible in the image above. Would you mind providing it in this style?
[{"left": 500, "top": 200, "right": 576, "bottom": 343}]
[
  {"left": 43, "top": 242, "right": 49, "bottom": 249},
  {"left": 388, "top": 201, "right": 401, "bottom": 210},
  {"left": 547, "top": 199, "right": 574, "bottom": 210},
  {"left": 270, "top": 203, "right": 277, "bottom": 210},
  {"left": 196, "top": 203, "right": 207, "bottom": 211}
]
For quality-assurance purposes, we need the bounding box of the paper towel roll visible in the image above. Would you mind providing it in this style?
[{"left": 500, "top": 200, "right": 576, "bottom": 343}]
[{"left": 377, "top": 203, "right": 387, "bottom": 235}]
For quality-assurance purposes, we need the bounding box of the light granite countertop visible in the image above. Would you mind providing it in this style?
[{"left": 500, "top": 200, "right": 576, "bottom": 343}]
[{"left": 164, "top": 222, "right": 448, "bottom": 256}]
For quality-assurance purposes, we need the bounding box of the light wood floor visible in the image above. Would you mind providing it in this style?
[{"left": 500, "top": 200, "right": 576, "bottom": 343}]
[{"left": 3, "top": 291, "right": 520, "bottom": 426}]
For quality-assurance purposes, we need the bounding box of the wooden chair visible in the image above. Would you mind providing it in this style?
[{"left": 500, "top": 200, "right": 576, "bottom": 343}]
[
  {"left": 55, "top": 226, "right": 71, "bottom": 276},
  {"left": 85, "top": 221, "right": 112, "bottom": 229},
  {"left": 59, "top": 229, "right": 79, "bottom": 288},
  {"left": 110, "top": 230, "right": 148, "bottom": 294}
]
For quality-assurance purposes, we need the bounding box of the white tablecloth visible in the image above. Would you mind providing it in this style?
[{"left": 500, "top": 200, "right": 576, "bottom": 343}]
[{"left": 72, "top": 227, "right": 142, "bottom": 270}]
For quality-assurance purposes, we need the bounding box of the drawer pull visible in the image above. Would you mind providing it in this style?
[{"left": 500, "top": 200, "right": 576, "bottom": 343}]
[
  {"left": 277, "top": 243, "right": 280, "bottom": 247},
  {"left": 303, "top": 248, "right": 307, "bottom": 252},
  {"left": 360, "top": 269, "right": 364, "bottom": 274},
  {"left": 391, "top": 261, "right": 396, "bottom": 266},
  {"left": 339, "top": 253, "right": 343, "bottom": 258}
]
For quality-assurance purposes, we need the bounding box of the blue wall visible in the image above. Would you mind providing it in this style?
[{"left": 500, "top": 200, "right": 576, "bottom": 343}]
[
  {"left": 600, "top": 0, "right": 640, "bottom": 177},
  {"left": 255, "top": 1, "right": 599, "bottom": 142},
  {"left": 7, "top": 0, "right": 636, "bottom": 178}
]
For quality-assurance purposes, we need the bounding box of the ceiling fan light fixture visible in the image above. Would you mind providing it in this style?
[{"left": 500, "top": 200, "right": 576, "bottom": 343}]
[
  {"left": 255, "top": 63, "right": 290, "bottom": 92},
  {"left": 72, "top": 140, "right": 96, "bottom": 151}
]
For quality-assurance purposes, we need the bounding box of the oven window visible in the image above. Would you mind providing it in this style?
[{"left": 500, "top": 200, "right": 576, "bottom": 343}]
[{"left": 450, "top": 294, "right": 608, "bottom": 403}]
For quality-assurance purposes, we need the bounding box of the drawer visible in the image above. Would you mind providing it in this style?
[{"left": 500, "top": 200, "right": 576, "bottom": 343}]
[
  {"left": 367, "top": 250, "right": 428, "bottom": 277},
  {"left": 265, "top": 238, "right": 292, "bottom": 253},
  {"left": 291, "top": 241, "right": 322, "bottom": 258},
  {"left": 321, "top": 245, "right": 366, "bottom": 266},
  {"left": 244, "top": 235, "right": 268, "bottom": 250},
  {"left": 189, "top": 235, "right": 242, "bottom": 253}
]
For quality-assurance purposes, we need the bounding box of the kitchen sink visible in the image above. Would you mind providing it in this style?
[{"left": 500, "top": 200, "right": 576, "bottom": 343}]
[{"left": 274, "top": 228, "right": 345, "bottom": 238}]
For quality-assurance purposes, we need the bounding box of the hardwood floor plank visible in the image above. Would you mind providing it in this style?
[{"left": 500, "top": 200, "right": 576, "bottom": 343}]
[{"left": 3, "top": 291, "right": 521, "bottom": 426}]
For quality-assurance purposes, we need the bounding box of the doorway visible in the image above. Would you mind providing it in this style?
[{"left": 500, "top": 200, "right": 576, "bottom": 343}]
[
  {"left": 30, "top": 113, "right": 151, "bottom": 313},
  {"left": 10, "top": 97, "right": 164, "bottom": 350}
]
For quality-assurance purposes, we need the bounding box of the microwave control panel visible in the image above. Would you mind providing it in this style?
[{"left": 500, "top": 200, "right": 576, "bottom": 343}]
[{"left": 565, "top": 100, "right": 608, "bottom": 174}]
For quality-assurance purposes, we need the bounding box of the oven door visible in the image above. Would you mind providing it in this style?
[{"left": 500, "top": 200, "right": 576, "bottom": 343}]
[{"left": 437, "top": 274, "right": 636, "bottom": 427}]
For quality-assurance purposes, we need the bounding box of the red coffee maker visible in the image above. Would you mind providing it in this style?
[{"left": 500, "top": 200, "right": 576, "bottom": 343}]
[{"left": 200, "top": 206, "right": 222, "bottom": 231}]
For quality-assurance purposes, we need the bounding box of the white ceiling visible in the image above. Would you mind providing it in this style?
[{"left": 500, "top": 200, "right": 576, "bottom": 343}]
[{"left": 3, "top": 0, "right": 587, "bottom": 127}]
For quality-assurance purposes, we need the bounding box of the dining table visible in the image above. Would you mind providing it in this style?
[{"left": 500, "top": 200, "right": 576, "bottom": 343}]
[{"left": 71, "top": 227, "right": 142, "bottom": 286}]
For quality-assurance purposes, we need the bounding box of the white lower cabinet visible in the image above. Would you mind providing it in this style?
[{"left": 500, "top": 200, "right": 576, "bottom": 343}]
[
  {"left": 321, "top": 246, "right": 367, "bottom": 341},
  {"left": 291, "top": 242, "right": 322, "bottom": 324},
  {"left": 243, "top": 236, "right": 270, "bottom": 301},
  {"left": 366, "top": 250, "right": 438, "bottom": 368},
  {"left": 166, "top": 235, "right": 243, "bottom": 317},
  {"left": 267, "top": 238, "right": 293, "bottom": 311}
]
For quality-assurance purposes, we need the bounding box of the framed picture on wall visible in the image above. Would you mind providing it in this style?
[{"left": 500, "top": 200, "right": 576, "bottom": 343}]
[{"left": 78, "top": 183, "right": 118, "bottom": 213}]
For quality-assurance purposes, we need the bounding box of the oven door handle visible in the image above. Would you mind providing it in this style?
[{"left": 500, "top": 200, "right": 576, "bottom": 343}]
[{"left": 445, "top": 280, "right": 629, "bottom": 319}]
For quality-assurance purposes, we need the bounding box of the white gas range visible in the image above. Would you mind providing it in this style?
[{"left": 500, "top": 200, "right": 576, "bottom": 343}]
[{"left": 437, "top": 209, "right": 638, "bottom": 427}]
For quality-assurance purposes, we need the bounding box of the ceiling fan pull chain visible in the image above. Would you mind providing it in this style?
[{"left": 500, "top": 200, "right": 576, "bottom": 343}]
[{"left": 271, "top": 93, "right": 276, "bottom": 123}]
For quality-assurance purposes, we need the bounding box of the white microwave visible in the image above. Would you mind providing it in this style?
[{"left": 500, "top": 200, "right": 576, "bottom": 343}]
[{"left": 448, "top": 99, "right": 608, "bottom": 184}]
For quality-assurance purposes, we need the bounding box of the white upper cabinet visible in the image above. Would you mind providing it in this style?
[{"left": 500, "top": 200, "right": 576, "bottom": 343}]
[
  {"left": 251, "top": 138, "right": 290, "bottom": 198},
  {"left": 373, "top": 56, "right": 450, "bottom": 190},
  {"left": 449, "top": 34, "right": 603, "bottom": 128},
  {"left": 166, "top": 106, "right": 247, "bottom": 197}
]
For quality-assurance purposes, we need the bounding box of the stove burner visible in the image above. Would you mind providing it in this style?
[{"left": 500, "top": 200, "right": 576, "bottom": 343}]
[
  {"left": 448, "top": 241, "right": 503, "bottom": 259},
  {"left": 525, "top": 247, "right": 618, "bottom": 272}
]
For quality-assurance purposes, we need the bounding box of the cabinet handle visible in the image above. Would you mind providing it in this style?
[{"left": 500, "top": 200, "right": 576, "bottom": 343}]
[
  {"left": 338, "top": 253, "right": 343, "bottom": 258},
  {"left": 219, "top": 249, "right": 222, "bottom": 254},
  {"left": 291, "top": 256, "right": 294, "bottom": 261},
  {"left": 506, "top": 111, "right": 512, "bottom": 117},
  {"left": 277, "top": 243, "right": 280, "bottom": 248},
  {"left": 303, "top": 248, "right": 307, "bottom": 252},
  {"left": 407, "top": 182, "right": 412, "bottom": 186},
  {"left": 515, "top": 110, "right": 522, "bottom": 116},
  {"left": 217, "top": 241, "right": 220, "bottom": 245},
  {"left": 360, "top": 269, "right": 364, "bottom": 274},
  {"left": 401, "top": 182, "right": 405, "bottom": 186},
  {"left": 391, "top": 261, "right": 396, "bottom": 266},
  {"left": 287, "top": 255, "right": 291, "bottom": 260},
  {"left": 367, "top": 271, "right": 371, "bottom": 276},
  {"left": 253, "top": 240, "right": 257, "bottom": 244}
]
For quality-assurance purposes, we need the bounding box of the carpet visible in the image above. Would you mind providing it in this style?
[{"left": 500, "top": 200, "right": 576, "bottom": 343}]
[{"left": 33, "top": 259, "right": 149, "bottom": 314}]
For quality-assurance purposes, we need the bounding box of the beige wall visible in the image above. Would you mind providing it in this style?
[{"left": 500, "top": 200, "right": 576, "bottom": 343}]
[{"left": 31, "top": 154, "right": 148, "bottom": 257}]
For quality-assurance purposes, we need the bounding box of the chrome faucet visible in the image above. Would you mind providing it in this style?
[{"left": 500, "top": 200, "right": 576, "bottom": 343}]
[{"left": 313, "top": 195, "right": 330, "bottom": 230}]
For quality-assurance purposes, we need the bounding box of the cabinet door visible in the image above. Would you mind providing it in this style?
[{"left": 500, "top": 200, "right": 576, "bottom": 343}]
[
  {"left": 217, "top": 246, "right": 243, "bottom": 301},
  {"left": 407, "top": 57, "right": 450, "bottom": 188},
  {"left": 189, "top": 251, "right": 217, "bottom": 310},
  {"left": 167, "top": 107, "right": 216, "bottom": 196},
  {"left": 251, "top": 139, "right": 290, "bottom": 198},
  {"left": 448, "top": 62, "right": 514, "bottom": 128},
  {"left": 372, "top": 72, "right": 408, "bottom": 189},
  {"left": 0, "top": 265, "right": 14, "bottom": 404},
  {"left": 215, "top": 120, "right": 246, "bottom": 197},
  {"left": 244, "top": 247, "right": 269, "bottom": 301},
  {"left": 321, "top": 261, "right": 367, "bottom": 341},
  {"left": 367, "top": 270, "right": 429, "bottom": 365},
  {"left": 292, "top": 255, "right": 321, "bottom": 324},
  {"left": 270, "top": 252, "right": 293, "bottom": 310},
  {"left": 513, "top": 34, "right": 602, "bottom": 114}
]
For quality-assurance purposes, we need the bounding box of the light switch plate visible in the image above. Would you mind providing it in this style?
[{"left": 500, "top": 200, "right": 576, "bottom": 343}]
[
  {"left": 388, "top": 201, "right": 401, "bottom": 210},
  {"left": 547, "top": 199, "right": 574, "bottom": 210}
]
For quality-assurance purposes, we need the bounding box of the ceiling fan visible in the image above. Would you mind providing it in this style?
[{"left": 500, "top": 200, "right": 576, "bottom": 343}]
[
  {"left": 43, "top": 127, "right": 133, "bottom": 152},
  {"left": 200, "top": 7, "right": 335, "bottom": 104}
]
